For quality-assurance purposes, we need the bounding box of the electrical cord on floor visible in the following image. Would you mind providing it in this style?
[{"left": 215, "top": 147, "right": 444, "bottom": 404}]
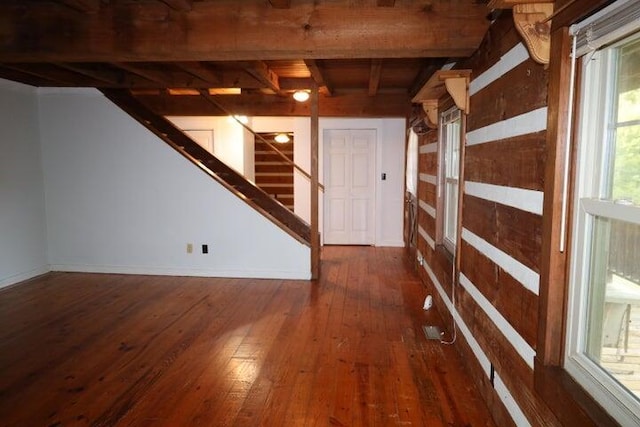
[{"left": 440, "top": 257, "right": 457, "bottom": 345}]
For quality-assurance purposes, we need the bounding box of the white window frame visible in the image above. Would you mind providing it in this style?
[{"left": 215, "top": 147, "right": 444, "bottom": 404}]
[
  {"left": 439, "top": 107, "right": 461, "bottom": 254},
  {"left": 565, "top": 29, "right": 640, "bottom": 427}
]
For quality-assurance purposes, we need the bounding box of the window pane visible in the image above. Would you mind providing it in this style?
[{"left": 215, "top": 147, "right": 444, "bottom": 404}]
[
  {"left": 446, "top": 119, "right": 461, "bottom": 178},
  {"left": 584, "top": 216, "right": 640, "bottom": 401},
  {"left": 444, "top": 182, "right": 458, "bottom": 244},
  {"left": 612, "top": 37, "right": 640, "bottom": 204},
  {"left": 617, "top": 37, "right": 640, "bottom": 123}
]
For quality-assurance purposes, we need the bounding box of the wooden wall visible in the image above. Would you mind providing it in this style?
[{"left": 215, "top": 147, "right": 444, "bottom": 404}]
[{"left": 415, "top": 12, "right": 560, "bottom": 426}]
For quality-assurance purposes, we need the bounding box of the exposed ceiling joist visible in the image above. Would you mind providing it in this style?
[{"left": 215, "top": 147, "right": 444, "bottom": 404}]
[
  {"left": 368, "top": 59, "right": 383, "bottom": 96},
  {"left": 377, "top": 0, "right": 396, "bottom": 6},
  {"left": 268, "top": 0, "right": 291, "bottom": 8},
  {"left": 55, "top": 0, "right": 100, "bottom": 13},
  {"left": 111, "top": 63, "right": 172, "bottom": 85},
  {"left": 159, "top": 0, "right": 193, "bottom": 12},
  {"left": 304, "top": 60, "right": 334, "bottom": 96},
  {"left": 134, "top": 92, "right": 411, "bottom": 117},
  {"left": 174, "top": 62, "right": 222, "bottom": 85},
  {"left": 1, "top": 64, "right": 67, "bottom": 85},
  {"left": 0, "top": 2, "right": 489, "bottom": 62},
  {"left": 242, "top": 61, "right": 281, "bottom": 93},
  {"left": 54, "top": 63, "right": 119, "bottom": 85}
]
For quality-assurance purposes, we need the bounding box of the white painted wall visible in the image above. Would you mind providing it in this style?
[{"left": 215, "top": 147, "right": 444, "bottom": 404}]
[
  {"left": 0, "top": 80, "right": 49, "bottom": 288},
  {"left": 39, "top": 90, "right": 310, "bottom": 279},
  {"left": 167, "top": 116, "right": 250, "bottom": 177}
]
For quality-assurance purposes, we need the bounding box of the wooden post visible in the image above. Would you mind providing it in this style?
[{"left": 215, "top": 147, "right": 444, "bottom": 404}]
[
  {"left": 310, "top": 83, "right": 320, "bottom": 279},
  {"left": 538, "top": 26, "right": 572, "bottom": 366}
]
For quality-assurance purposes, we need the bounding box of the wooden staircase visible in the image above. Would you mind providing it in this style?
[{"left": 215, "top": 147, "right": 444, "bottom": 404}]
[{"left": 101, "top": 89, "right": 311, "bottom": 246}]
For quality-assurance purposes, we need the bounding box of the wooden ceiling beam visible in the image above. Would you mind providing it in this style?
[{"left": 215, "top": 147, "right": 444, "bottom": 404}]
[
  {"left": 54, "top": 0, "right": 101, "bottom": 14},
  {"left": 0, "top": 65, "right": 61, "bottom": 86},
  {"left": 368, "top": 59, "right": 383, "bottom": 96},
  {"left": 487, "top": 0, "right": 552, "bottom": 8},
  {"left": 268, "top": 0, "right": 291, "bottom": 8},
  {"left": 54, "top": 63, "right": 120, "bottom": 85},
  {"left": 111, "top": 62, "right": 173, "bottom": 85},
  {"left": 377, "top": 0, "right": 396, "bottom": 6},
  {"left": 304, "top": 60, "right": 333, "bottom": 96},
  {"left": 1, "top": 63, "right": 87, "bottom": 85},
  {"left": 0, "top": 1, "right": 489, "bottom": 62},
  {"left": 134, "top": 92, "right": 411, "bottom": 118},
  {"left": 241, "top": 61, "right": 281, "bottom": 93},
  {"left": 158, "top": 0, "right": 193, "bottom": 12},
  {"left": 174, "top": 62, "right": 222, "bottom": 84}
]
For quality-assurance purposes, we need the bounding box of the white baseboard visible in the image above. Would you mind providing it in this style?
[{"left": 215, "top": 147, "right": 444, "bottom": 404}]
[
  {"left": 0, "top": 266, "right": 50, "bottom": 290},
  {"left": 48, "top": 264, "right": 312, "bottom": 280}
]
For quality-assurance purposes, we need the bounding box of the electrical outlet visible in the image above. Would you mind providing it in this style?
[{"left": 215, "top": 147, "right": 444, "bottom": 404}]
[
  {"left": 202, "top": 244, "right": 208, "bottom": 254},
  {"left": 186, "top": 243, "right": 193, "bottom": 254}
]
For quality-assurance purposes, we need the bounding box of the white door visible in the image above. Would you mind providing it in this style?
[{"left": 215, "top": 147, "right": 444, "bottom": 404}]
[{"left": 323, "top": 129, "right": 376, "bottom": 245}]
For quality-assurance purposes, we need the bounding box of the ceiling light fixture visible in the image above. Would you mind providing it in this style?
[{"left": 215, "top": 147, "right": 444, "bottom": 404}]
[
  {"left": 274, "top": 133, "right": 290, "bottom": 143},
  {"left": 293, "top": 90, "right": 310, "bottom": 102}
]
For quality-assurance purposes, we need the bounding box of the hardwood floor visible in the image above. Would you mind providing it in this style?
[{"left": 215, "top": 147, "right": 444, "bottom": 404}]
[{"left": 0, "top": 247, "right": 496, "bottom": 426}]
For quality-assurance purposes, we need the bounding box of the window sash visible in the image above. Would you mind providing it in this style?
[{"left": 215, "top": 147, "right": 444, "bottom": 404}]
[
  {"left": 440, "top": 107, "right": 461, "bottom": 253},
  {"left": 566, "top": 25, "right": 640, "bottom": 427}
]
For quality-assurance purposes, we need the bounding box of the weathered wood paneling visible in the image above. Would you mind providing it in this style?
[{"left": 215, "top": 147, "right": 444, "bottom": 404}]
[
  {"left": 468, "top": 61, "right": 548, "bottom": 132},
  {"left": 460, "top": 240, "right": 538, "bottom": 348},
  {"left": 462, "top": 10, "right": 521, "bottom": 78},
  {"left": 456, "top": 287, "right": 560, "bottom": 426},
  {"left": 462, "top": 194, "right": 542, "bottom": 273},
  {"left": 465, "top": 131, "right": 546, "bottom": 191},
  {"left": 417, "top": 206, "right": 435, "bottom": 241}
]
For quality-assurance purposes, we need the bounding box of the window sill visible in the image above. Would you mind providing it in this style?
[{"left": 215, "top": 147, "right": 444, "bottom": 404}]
[{"left": 534, "top": 359, "right": 620, "bottom": 426}]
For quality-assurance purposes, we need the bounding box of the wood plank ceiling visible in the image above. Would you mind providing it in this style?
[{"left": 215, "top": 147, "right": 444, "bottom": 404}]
[{"left": 0, "top": 0, "right": 492, "bottom": 117}]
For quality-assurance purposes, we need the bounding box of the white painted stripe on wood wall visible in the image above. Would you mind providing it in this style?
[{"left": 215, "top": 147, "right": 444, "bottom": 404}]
[
  {"left": 419, "top": 173, "right": 437, "bottom": 185},
  {"left": 460, "top": 273, "right": 536, "bottom": 368},
  {"left": 418, "top": 225, "right": 435, "bottom": 250},
  {"left": 418, "top": 251, "right": 526, "bottom": 426},
  {"left": 495, "top": 373, "right": 532, "bottom": 427},
  {"left": 419, "top": 143, "right": 437, "bottom": 154},
  {"left": 465, "top": 181, "right": 544, "bottom": 216},
  {"left": 462, "top": 227, "right": 540, "bottom": 295},
  {"left": 470, "top": 43, "right": 530, "bottom": 96},
  {"left": 419, "top": 199, "right": 436, "bottom": 219},
  {"left": 466, "top": 107, "right": 548, "bottom": 146}
]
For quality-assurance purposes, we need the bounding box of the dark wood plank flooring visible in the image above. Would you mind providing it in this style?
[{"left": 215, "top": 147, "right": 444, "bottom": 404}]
[{"left": 0, "top": 246, "right": 495, "bottom": 426}]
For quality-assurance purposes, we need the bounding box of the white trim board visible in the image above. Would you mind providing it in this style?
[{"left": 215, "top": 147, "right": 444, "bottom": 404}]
[
  {"left": 418, "top": 225, "right": 435, "bottom": 250},
  {"left": 419, "top": 173, "right": 436, "bottom": 185},
  {"left": 419, "top": 199, "right": 436, "bottom": 219},
  {"left": 0, "top": 266, "right": 50, "bottom": 290},
  {"left": 419, "top": 143, "right": 437, "bottom": 154},
  {"left": 49, "top": 263, "right": 312, "bottom": 280},
  {"left": 495, "top": 373, "right": 532, "bottom": 427},
  {"left": 461, "top": 227, "right": 540, "bottom": 295},
  {"left": 470, "top": 43, "right": 530, "bottom": 96},
  {"left": 465, "top": 181, "right": 543, "bottom": 216},
  {"left": 466, "top": 108, "right": 547, "bottom": 146}
]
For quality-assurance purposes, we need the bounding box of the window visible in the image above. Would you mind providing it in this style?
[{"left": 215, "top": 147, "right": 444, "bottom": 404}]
[
  {"left": 566, "top": 28, "right": 640, "bottom": 426},
  {"left": 439, "top": 107, "right": 461, "bottom": 253}
]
